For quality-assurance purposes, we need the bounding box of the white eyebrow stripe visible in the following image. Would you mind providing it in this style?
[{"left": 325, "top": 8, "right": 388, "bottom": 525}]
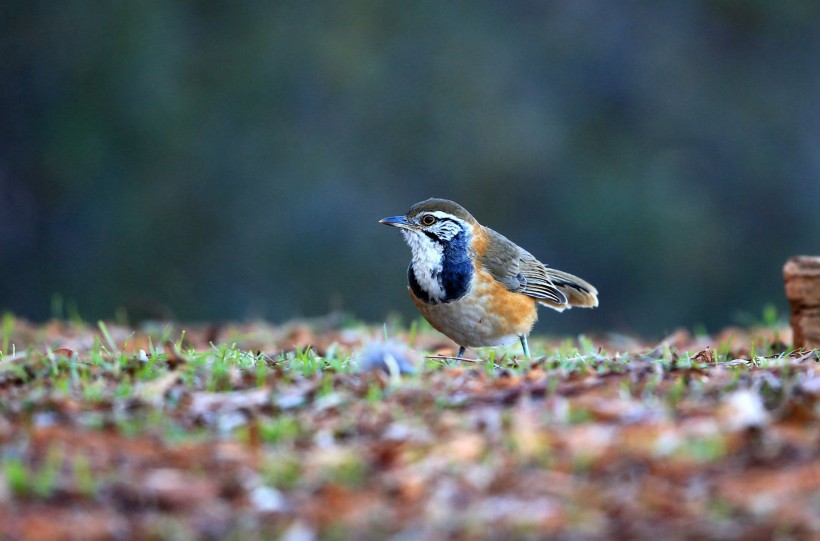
[{"left": 428, "top": 211, "right": 459, "bottom": 221}]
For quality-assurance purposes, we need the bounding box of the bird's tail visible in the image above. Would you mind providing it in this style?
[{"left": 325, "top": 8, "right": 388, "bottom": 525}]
[{"left": 538, "top": 269, "right": 599, "bottom": 311}]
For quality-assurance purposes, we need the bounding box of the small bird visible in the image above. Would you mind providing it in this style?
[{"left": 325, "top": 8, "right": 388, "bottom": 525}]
[{"left": 380, "top": 198, "right": 598, "bottom": 358}]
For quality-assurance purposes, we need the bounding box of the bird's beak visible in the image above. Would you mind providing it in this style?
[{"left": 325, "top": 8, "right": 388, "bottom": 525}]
[{"left": 379, "top": 215, "right": 415, "bottom": 230}]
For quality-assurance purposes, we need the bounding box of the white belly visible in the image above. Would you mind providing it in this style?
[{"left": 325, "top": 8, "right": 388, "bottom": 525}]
[{"left": 417, "top": 299, "right": 519, "bottom": 348}]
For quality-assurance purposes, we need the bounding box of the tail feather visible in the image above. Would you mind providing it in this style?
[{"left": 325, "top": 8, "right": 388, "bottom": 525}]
[{"left": 538, "top": 269, "right": 598, "bottom": 311}]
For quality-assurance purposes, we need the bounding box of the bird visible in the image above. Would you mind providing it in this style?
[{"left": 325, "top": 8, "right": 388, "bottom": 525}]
[{"left": 379, "top": 198, "right": 598, "bottom": 359}]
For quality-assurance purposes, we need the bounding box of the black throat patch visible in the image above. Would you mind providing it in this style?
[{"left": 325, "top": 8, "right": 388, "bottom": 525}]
[{"left": 407, "top": 223, "right": 473, "bottom": 304}]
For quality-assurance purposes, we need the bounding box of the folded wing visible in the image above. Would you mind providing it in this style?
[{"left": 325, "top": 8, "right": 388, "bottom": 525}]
[{"left": 478, "top": 227, "right": 598, "bottom": 312}]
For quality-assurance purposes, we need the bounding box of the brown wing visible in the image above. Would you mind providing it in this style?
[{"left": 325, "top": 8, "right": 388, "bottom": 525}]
[{"left": 478, "top": 228, "right": 568, "bottom": 306}]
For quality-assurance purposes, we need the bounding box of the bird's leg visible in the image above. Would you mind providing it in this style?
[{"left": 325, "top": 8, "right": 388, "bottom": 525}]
[
  {"left": 519, "top": 335, "right": 531, "bottom": 359},
  {"left": 456, "top": 346, "right": 466, "bottom": 359}
]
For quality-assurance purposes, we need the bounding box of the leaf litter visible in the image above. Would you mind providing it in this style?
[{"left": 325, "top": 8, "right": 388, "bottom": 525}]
[{"left": 0, "top": 316, "right": 817, "bottom": 540}]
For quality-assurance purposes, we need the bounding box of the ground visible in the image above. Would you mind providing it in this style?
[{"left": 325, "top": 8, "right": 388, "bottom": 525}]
[{"left": 0, "top": 314, "right": 818, "bottom": 540}]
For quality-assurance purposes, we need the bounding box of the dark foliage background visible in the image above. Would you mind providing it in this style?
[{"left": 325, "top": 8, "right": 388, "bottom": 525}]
[{"left": 2, "top": 1, "right": 818, "bottom": 336}]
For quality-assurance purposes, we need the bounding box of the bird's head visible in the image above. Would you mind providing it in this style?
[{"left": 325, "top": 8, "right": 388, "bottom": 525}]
[
  {"left": 379, "top": 198, "right": 476, "bottom": 258},
  {"left": 380, "top": 198, "right": 477, "bottom": 302}
]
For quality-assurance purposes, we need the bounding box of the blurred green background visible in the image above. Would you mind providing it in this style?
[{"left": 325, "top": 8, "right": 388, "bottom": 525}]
[{"left": 2, "top": 2, "right": 819, "bottom": 337}]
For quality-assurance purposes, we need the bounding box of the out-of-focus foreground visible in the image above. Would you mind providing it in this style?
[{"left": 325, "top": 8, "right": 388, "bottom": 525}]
[{"left": 0, "top": 316, "right": 817, "bottom": 539}]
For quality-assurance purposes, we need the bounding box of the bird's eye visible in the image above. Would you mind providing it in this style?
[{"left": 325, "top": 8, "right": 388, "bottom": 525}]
[{"left": 421, "top": 214, "right": 437, "bottom": 226}]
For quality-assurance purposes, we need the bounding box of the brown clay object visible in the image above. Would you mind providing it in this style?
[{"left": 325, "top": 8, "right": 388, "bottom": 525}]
[{"left": 784, "top": 256, "right": 820, "bottom": 349}]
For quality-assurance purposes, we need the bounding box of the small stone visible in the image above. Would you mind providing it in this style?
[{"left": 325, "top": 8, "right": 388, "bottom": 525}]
[
  {"left": 249, "top": 486, "right": 287, "bottom": 513},
  {"left": 355, "top": 340, "right": 418, "bottom": 375}
]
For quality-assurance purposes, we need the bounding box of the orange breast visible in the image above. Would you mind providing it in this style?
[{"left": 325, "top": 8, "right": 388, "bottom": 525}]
[
  {"left": 407, "top": 268, "right": 539, "bottom": 348},
  {"left": 475, "top": 269, "right": 538, "bottom": 336}
]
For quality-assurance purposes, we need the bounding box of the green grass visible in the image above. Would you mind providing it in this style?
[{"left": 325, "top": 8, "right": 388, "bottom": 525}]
[
  {"left": 2, "top": 311, "right": 15, "bottom": 357},
  {"left": 0, "top": 314, "right": 815, "bottom": 540}
]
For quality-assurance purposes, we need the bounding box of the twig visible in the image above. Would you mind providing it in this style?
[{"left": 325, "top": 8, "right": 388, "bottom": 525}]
[
  {"left": 425, "top": 354, "right": 484, "bottom": 364},
  {"left": 792, "top": 349, "right": 820, "bottom": 363}
]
